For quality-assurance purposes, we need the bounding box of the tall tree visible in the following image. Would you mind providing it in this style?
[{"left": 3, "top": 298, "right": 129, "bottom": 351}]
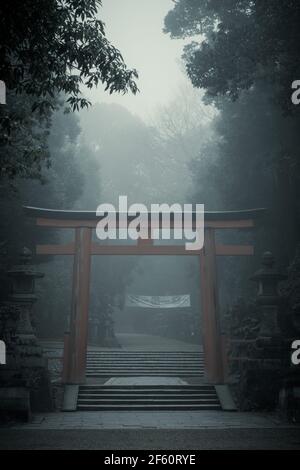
[
  {"left": 164, "top": 0, "right": 300, "bottom": 113},
  {"left": 0, "top": 0, "right": 138, "bottom": 181},
  {"left": 0, "top": 0, "right": 138, "bottom": 111},
  {"left": 164, "top": 0, "right": 300, "bottom": 300}
]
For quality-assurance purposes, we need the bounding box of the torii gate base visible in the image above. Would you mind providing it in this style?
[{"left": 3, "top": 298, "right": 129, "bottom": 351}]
[{"left": 24, "top": 207, "right": 265, "bottom": 385}]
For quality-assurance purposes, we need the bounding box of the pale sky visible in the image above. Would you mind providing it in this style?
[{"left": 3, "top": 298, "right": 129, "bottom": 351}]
[{"left": 84, "top": 0, "right": 193, "bottom": 121}]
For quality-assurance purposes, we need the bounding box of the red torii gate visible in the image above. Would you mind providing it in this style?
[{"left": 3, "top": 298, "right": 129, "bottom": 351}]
[{"left": 24, "top": 206, "right": 265, "bottom": 385}]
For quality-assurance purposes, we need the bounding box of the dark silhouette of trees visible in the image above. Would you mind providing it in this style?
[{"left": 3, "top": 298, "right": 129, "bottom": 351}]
[
  {"left": 0, "top": 0, "right": 138, "bottom": 181},
  {"left": 164, "top": 0, "right": 300, "bottom": 113},
  {"left": 0, "top": 0, "right": 138, "bottom": 111}
]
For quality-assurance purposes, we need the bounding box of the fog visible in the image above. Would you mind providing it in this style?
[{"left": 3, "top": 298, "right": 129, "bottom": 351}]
[
  {"left": 1, "top": 1, "right": 299, "bottom": 422},
  {"left": 85, "top": 0, "right": 197, "bottom": 121}
]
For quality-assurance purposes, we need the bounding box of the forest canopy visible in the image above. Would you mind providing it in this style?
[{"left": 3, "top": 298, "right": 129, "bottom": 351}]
[
  {"left": 0, "top": 0, "right": 138, "bottom": 112},
  {"left": 0, "top": 0, "right": 138, "bottom": 180},
  {"left": 164, "top": 0, "right": 300, "bottom": 113},
  {"left": 164, "top": 0, "right": 300, "bottom": 266}
]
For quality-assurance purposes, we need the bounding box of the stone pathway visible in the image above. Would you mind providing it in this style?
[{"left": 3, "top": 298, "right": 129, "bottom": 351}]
[
  {"left": 1, "top": 427, "right": 300, "bottom": 450},
  {"left": 41, "top": 333, "right": 202, "bottom": 354},
  {"left": 104, "top": 377, "right": 188, "bottom": 385},
  {"left": 4, "top": 410, "right": 296, "bottom": 430}
]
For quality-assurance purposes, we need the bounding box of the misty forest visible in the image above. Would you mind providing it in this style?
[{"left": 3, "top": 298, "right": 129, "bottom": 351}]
[{"left": 0, "top": 0, "right": 300, "bottom": 422}]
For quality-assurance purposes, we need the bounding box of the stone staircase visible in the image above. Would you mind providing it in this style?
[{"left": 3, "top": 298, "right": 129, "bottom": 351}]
[
  {"left": 85, "top": 350, "right": 205, "bottom": 377},
  {"left": 73, "top": 349, "right": 224, "bottom": 411},
  {"left": 77, "top": 384, "right": 221, "bottom": 411}
]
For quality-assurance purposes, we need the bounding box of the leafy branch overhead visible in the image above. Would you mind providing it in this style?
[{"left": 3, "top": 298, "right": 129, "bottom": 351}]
[
  {"left": 164, "top": 0, "right": 300, "bottom": 112},
  {"left": 0, "top": 0, "right": 139, "bottom": 112}
]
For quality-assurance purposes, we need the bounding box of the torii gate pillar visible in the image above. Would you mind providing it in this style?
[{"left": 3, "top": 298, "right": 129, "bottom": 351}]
[
  {"left": 66, "top": 227, "right": 92, "bottom": 383},
  {"left": 200, "top": 228, "right": 223, "bottom": 383}
]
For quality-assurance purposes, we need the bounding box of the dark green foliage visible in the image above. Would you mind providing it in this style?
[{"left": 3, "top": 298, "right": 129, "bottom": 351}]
[
  {"left": 0, "top": 105, "right": 85, "bottom": 268},
  {"left": 0, "top": 0, "right": 138, "bottom": 112},
  {"left": 0, "top": 92, "right": 52, "bottom": 180},
  {"left": 0, "top": 0, "right": 138, "bottom": 182},
  {"left": 165, "top": 1, "right": 300, "bottom": 270},
  {"left": 164, "top": 0, "right": 300, "bottom": 113}
]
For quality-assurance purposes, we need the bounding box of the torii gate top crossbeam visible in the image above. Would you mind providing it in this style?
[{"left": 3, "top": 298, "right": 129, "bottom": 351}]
[
  {"left": 24, "top": 206, "right": 266, "bottom": 256},
  {"left": 24, "top": 206, "right": 266, "bottom": 228}
]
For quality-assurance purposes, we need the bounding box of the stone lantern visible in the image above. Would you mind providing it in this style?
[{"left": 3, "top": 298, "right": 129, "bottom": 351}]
[
  {"left": 250, "top": 251, "right": 287, "bottom": 337},
  {"left": 1, "top": 248, "right": 52, "bottom": 417},
  {"left": 7, "top": 248, "right": 46, "bottom": 372},
  {"left": 250, "top": 251, "right": 287, "bottom": 304}
]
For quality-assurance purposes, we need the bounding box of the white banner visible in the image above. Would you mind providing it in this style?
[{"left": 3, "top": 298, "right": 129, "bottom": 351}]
[{"left": 126, "top": 294, "right": 191, "bottom": 309}]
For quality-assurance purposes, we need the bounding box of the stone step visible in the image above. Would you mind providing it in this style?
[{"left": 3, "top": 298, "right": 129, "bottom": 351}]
[
  {"left": 86, "top": 354, "right": 204, "bottom": 357},
  {"left": 80, "top": 384, "right": 216, "bottom": 394},
  {"left": 86, "top": 357, "right": 204, "bottom": 360},
  {"left": 86, "top": 371, "right": 204, "bottom": 374},
  {"left": 86, "top": 362, "right": 205, "bottom": 365},
  {"left": 86, "top": 366, "right": 204, "bottom": 369},
  {"left": 78, "top": 394, "right": 217, "bottom": 400},
  {"left": 86, "top": 367, "right": 204, "bottom": 370},
  {"left": 81, "top": 389, "right": 215, "bottom": 398},
  {"left": 86, "top": 351, "right": 203, "bottom": 356},
  {"left": 78, "top": 398, "right": 220, "bottom": 405},
  {"left": 87, "top": 363, "right": 203, "bottom": 370},
  {"left": 77, "top": 403, "right": 221, "bottom": 411},
  {"left": 86, "top": 373, "right": 204, "bottom": 377},
  {"left": 87, "top": 355, "right": 204, "bottom": 359},
  {"left": 87, "top": 357, "right": 205, "bottom": 365},
  {"left": 86, "top": 360, "right": 204, "bottom": 363},
  {"left": 87, "top": 351, "right": 203, "bottom": 353}
]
